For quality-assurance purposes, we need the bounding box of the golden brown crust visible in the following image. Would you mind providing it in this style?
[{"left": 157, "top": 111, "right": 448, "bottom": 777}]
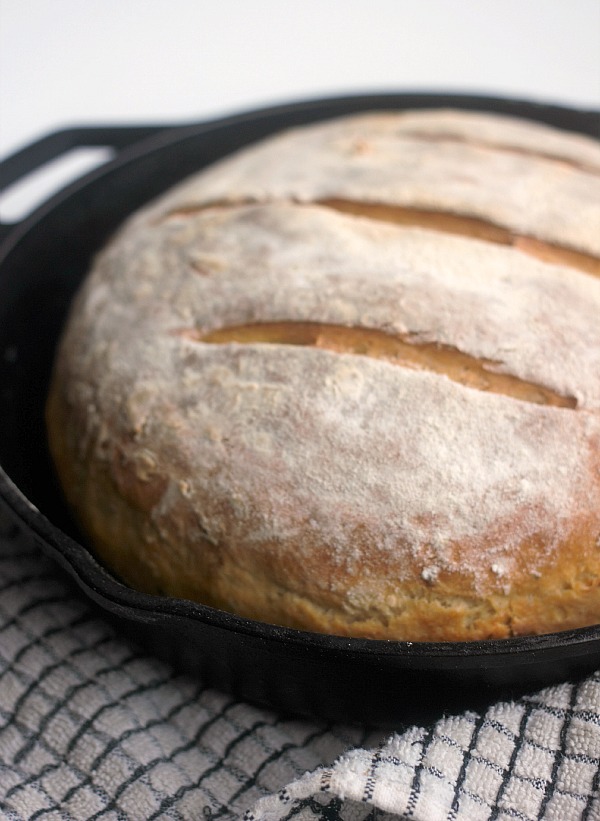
[{"left": 47, "top": 110, "right": 600, "bottom": 642}]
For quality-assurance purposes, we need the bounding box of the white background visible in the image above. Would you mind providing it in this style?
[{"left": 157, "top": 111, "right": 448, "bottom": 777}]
[{"left": 0, "top": 0, "right": 599, "bottom": 216}]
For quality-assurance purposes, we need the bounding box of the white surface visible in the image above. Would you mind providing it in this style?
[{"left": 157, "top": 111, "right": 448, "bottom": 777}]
[{"left": 1, "top": 0, "right": 599, "bottom": 156}]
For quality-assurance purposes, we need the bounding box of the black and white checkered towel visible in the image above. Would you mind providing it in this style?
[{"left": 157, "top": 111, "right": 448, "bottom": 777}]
[{"left": 1, "top": 508, "right": 599, "bottom": 821}]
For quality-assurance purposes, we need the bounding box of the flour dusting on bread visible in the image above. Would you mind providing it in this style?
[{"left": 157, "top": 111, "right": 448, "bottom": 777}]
[{"left": 47, "top": 110, "right": 600, "bottom": 641}]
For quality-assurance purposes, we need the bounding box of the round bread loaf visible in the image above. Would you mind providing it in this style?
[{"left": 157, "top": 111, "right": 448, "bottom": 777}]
[{"left": 46, "top": 109, "right": 600, "bottom": 642}]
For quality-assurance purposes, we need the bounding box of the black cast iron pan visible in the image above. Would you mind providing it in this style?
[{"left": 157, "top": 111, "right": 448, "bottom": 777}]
[{"left": 1, "top": 93, "right": 599, "bottom": 728}]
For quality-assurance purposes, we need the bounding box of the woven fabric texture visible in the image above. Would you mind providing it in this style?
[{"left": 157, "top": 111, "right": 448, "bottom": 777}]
[{"left": 0, "top": 508, "right": 598, "bottom": 821}]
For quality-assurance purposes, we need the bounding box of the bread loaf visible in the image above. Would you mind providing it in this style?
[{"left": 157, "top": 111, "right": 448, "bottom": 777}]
[{"left": 46, "top": 109, "right": 600, "bottom": 642}]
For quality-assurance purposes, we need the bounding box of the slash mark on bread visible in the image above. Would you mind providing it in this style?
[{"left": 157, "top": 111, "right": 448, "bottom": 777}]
[
  {"left": 179, "top": 321, "right": 577, "bottom": 408},
  {"left": 164, "top": 200, "right": 600, "bottom": 278},
  {"left": 316, "top": 200, "right": 600, "bottom": 277},
  {"left": 389, "top": 130, "right": 600, "bottom": 176}
]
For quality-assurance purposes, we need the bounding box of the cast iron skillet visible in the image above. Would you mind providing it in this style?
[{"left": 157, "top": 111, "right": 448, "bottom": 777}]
[{"left": 1, "top": 93, "right": 599, "bottom": 728}]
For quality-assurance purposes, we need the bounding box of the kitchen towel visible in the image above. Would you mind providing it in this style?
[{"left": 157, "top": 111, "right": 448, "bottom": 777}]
[{"left": 1, "top": 508, "right": 598, "bottom": 821}]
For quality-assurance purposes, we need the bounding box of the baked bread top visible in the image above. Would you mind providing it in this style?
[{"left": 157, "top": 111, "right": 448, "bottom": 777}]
[{"left": 47, "top": 109, "right": 600, "bottom": 641}]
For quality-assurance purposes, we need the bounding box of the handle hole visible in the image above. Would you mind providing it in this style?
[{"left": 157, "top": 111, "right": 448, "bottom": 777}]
[{"left": 0, "top": 146, "right": 115, "bottom": 223}]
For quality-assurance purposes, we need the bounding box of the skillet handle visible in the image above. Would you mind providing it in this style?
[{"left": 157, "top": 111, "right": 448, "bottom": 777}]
[{"left": 0, "top": 125, "right": 168, "bottom": 244}]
